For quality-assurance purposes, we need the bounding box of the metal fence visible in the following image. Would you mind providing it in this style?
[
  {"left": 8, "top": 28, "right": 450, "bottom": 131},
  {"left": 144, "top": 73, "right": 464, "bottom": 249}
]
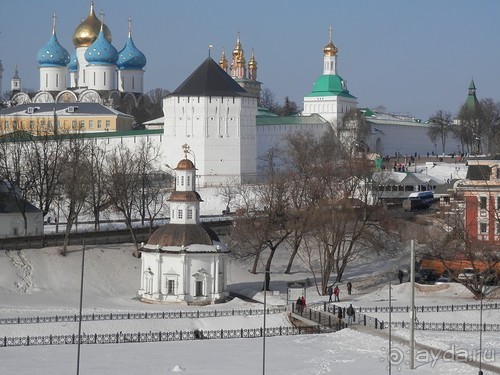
[
  {"left": 0, "top": 326, "right": 303, "bottom": 348},
  {"left": 324, "top": 302, "right": 500, "bottom": 314},
  {"left": 0, "top": 306, "right": 287, "bottom": 325},
  {"left": 382, "top": 321, "right": 500, "bottom": 332}
]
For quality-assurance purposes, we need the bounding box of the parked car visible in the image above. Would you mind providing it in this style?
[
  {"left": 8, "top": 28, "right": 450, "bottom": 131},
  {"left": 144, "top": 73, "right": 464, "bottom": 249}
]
[
  {"left": 434, "top": 276, "right": 449, "bottom": 285},
  {"left": 457, "top": 268, "right": 478, "bottom": 282},
  {"left": 415, "top": 268, "right": 439, "bottom": 284}
]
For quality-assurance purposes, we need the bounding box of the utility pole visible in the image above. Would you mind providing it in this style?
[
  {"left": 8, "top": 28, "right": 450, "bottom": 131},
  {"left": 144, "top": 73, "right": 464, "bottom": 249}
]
[{"left": 409, "top": 239, "right": 415, "bottom": 370}]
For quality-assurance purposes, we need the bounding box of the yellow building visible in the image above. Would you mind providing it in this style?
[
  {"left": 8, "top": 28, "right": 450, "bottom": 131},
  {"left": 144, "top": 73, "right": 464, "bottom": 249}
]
[{"left": 0, "top": 102, "right": 134, "bottom": 135}]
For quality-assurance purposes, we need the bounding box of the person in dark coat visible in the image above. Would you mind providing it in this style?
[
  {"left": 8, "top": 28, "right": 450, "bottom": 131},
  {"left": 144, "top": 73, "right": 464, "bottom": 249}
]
[
  {"left": 346, "top": 281, "right": 352, "bottom": 295},
  {"left": 346, "top": 304, "right": 355, "bottom": 325},
  {"left": 296, "top": 296, "right": 303, "bottom": 314},
  {"left": 327, "top": 285, "right": 333, "bottom": 302},
  {"left": 337, "top": 306, "right": 343, "bottom": 329},
  {"left": 398, "top": 270, "right": 404, "bottom": 284}
]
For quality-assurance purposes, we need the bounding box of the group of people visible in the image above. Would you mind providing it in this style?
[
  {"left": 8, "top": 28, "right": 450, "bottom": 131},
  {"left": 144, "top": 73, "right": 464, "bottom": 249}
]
[
  {"left": 327, "top": 281, "right": 352, "bottom": 302},
  {"left": 295, "top": 295, "right": 306, "bottom": 313}
]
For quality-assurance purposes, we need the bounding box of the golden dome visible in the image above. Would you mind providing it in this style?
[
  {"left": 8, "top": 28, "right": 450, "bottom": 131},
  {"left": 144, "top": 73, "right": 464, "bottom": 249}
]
[
  {"left": 176, "top": 158, "right": 195, "bottom": 170},
  {"left": 323, "top": 40, "right": 338, "bottom": 56},
  {"left": 72, "top": 2, "right": 112, "bottom": 47},
  {"left": 248, "top": 50, "right": 257, "bottom": 69},
  {"left": 219, "top": 49, "right": 228, "bottom": 70},
  {"left": 323, "top": 26, "right": 338, "bottom": 56}
]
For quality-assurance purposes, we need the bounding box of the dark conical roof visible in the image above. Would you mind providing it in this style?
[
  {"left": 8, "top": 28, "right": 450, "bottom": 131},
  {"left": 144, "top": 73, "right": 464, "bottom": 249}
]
[
  {"left": 172, "top": 57, "right": 250, "bottom": 97},
  {"left": 147, "top": 223, "right": 220, "bottom": 248}
]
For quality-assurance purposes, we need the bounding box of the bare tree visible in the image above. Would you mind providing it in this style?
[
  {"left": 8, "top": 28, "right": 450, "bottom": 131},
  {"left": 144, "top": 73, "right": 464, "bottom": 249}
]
[
  {"left": 84, "top": 140, "right": 110, "bottom": 230},
  {"left": 428, "top": 110, "right": 453, "bottom": 154},
  {"left": 0, "top": 131, "right": 34, "bottom": 236},
  {"left": 479, "top": 98, "right": 500, "bottom": 154},
  {"left": 59, "top": 136, "right": 91, "bottom": 255},
  {"left": 104, "top": 140, "right": 161, "bottom": 256}
]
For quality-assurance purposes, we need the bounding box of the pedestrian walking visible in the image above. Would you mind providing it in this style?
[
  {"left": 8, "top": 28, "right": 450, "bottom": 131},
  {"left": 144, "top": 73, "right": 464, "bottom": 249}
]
[
  {"left": 346, "top": 304, "right": 355, "bottom": 325},
  {"left": 296, "top": 296, "right": 303, "bottom": 314},
  {"left": 327, "top": 285, "right": 333, "bottom": 302},
  {"left": 333, "top": 286, "right": 340, "bottom": 302},
  {"left": 337, "top": 306, "right": 343, "bottom": 329},
  {"left": 398, "top": 270, "right": 404, "bottom": 284},
  {"left": 346, "top": 281, "right": 352, "bottom": 295}
]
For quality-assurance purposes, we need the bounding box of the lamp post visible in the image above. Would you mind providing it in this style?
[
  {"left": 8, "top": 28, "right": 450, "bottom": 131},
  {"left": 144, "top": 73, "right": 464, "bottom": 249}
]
[
  {"left": 478, "top": 287, "right": 483, "bottom": 375},
  {"left": 76, "top": 239, "right": 86, "bottom": 375},
  {"left": 262, "top": 270, "right": 270, "bottom": 375}
]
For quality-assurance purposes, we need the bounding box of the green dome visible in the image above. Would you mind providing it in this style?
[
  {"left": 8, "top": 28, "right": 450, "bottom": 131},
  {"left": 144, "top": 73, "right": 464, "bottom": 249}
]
[{"left": 305, "top": 74, "right": 356, "bottom": 98}]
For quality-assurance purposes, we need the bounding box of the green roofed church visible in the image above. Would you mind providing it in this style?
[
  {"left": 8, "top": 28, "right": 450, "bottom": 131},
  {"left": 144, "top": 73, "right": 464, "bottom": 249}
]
[{"left": 302, "top": 26, "right": 358, "bottom": 131}]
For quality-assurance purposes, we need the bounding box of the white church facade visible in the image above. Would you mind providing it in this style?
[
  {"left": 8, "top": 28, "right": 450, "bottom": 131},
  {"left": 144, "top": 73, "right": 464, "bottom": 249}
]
[{"left": 138, "top": 151, "right": 229, "bottom": 304}]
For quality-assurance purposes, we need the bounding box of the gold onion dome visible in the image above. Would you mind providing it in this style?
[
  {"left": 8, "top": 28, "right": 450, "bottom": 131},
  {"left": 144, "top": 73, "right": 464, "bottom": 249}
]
[
  {"left": 72, "top": 1, "right": 112, "bottom": 47},
  {"left": 248, "top": 51, "right": 257, "bottom": 68},
  {"left": 323, "top": 40, "right": 338, "bottom": 56},
  {"left": 219, "top": 49, "right": 228, "bottom": 70}
]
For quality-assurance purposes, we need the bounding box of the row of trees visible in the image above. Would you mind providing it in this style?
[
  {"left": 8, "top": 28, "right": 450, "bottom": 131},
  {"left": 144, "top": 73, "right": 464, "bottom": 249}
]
[
  {"left": 227, "top": 131, "right": 400, "bottom": 295},
  {"left": 0, "top": 130, "right": 171, "bottom": 256},
  {"left": 428, "top": 98, "right": 500, "bottom": 155}
]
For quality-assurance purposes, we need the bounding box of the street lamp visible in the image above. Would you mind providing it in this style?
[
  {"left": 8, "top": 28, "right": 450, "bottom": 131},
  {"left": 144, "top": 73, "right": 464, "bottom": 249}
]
[
  {"left": 478, "top": 287, "right": 484, "bottom": 375},
  {"left": 262, "top": 270, "right": 270, "bottom": 375}
]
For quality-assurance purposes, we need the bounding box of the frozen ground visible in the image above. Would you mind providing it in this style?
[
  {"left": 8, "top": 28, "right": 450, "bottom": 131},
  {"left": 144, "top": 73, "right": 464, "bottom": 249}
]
[{"left": 1, "top": 239, "right": 499, "bottom": 374}]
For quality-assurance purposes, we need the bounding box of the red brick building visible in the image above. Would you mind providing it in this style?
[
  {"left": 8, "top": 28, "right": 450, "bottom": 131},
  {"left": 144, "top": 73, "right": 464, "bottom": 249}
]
[{"left": 458, "top": 159, "right": 500, "bottom": 244}]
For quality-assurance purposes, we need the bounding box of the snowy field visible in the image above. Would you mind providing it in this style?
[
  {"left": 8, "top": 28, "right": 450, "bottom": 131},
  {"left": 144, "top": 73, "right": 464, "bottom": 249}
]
[
  {"left": 1, "top": 241, "right": 499, "bottom": 375},
  {"left": 2, "top": 160, "right": 500, "bottom": 374}
]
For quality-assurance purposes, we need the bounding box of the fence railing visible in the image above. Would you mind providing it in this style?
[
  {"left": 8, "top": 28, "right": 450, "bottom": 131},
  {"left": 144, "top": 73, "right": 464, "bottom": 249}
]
[
  {"left": 0, "top": 306, "right": 287, "bottom": 326},
  {"left": 321, "top": 302, "right": 500, "bottom": 314},
  {"left": 0, "top": 326, "right": 302, "bottom": 348},
  {"left": 381, "top": 321, "right": 500, "bottom": 332}
]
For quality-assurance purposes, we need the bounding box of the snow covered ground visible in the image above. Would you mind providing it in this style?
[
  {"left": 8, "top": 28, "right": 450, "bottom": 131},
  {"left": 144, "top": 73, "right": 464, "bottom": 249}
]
[
  {"left": 1, "top": 240, "right": 499, "bottom": 374},
  {"left": 2, "top": 160, "right": 499, "bottom": 374}
]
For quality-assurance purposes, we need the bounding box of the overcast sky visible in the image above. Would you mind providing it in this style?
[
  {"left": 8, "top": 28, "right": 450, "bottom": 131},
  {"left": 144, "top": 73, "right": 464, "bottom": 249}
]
[{"left": 1, "top": 0, "right": 499, "bottom": 119}]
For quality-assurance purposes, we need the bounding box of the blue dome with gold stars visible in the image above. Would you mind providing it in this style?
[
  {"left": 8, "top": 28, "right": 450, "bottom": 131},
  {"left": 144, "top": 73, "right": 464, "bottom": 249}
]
[
  {"left": 68, "top": 52, "right": 78, "bottom": 72},
  {"left": 37, "top": 33, "right": 70, "bottom": 67},
  {"left": 84, "top": 29, "right": 118, "bottom": 65},
  {"left": 117, "top": 36, "right": 146, "bottom": 70}
]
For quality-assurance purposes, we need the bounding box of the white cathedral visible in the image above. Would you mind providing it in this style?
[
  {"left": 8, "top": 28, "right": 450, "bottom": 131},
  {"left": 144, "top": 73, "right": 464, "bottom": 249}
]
[{"left": 9, "top": 1, "right": 147, "bottom": 109}]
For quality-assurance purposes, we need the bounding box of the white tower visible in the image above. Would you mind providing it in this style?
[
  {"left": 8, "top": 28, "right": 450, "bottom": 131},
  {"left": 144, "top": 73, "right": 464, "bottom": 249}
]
[
  {"left": 11, "top": 65, "right": 21, "bottom": 92},
  {"left": 163, "top": 57, "right": 257, "bottom": 186}
]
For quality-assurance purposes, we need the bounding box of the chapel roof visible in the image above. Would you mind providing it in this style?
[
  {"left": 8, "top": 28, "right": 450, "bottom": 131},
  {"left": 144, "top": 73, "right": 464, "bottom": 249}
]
[{"left": 146, "top": 223, "right": 220, "bottom": 249}]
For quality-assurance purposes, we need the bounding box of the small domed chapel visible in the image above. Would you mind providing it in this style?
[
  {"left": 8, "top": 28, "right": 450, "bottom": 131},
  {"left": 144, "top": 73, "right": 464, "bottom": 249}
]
[{"left": 138, "top": 147, "right": 229, "bottom": 304}]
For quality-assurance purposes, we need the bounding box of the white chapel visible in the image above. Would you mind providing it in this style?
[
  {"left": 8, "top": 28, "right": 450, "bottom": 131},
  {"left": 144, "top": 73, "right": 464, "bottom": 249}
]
[{"left": 138, "top": 148, "right": 229, "bottom": 304}]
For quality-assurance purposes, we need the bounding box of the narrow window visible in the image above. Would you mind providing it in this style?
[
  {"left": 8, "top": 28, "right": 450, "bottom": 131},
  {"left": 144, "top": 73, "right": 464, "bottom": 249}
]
[
  {"left": 479, "top": 196, "right": 487, "bottom": 210},
  {"left": 89, "top": 120, "right": 94, "bottom": 129},
  {"left": 104, "top": 71, "right": 106, "bottom": 86},
  {"left": 195, "top": 281, "right": 203, "bottom": 296},
  {"left": 480, "top": 222, "right": 487, "bottom": 234},
  {"left": 105, "top": 120, "right": 110, "bottom": 129},
  {"left": 167, "top": 280, "right": 175, "bottom": 294},
  {"left": 187, "top": 209, "right": 193, "bottom": 220},
  {"left": 178, "top": 209, "right": 183, "bottom": 219},
  {"left": 181, "top": 176, "right": 184, "bottom": 186},
  {"left": 56, "top": 74, "right": 59, "bottom": 87},
  {"left": 132, "top": 76, "right": 135, "bottom": 90},
  {"left": 187, "top": 175, "right": 191, "bottom": 186},
  {"left": 97, "top": 120, "right": 102, "bottom": 128}
]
